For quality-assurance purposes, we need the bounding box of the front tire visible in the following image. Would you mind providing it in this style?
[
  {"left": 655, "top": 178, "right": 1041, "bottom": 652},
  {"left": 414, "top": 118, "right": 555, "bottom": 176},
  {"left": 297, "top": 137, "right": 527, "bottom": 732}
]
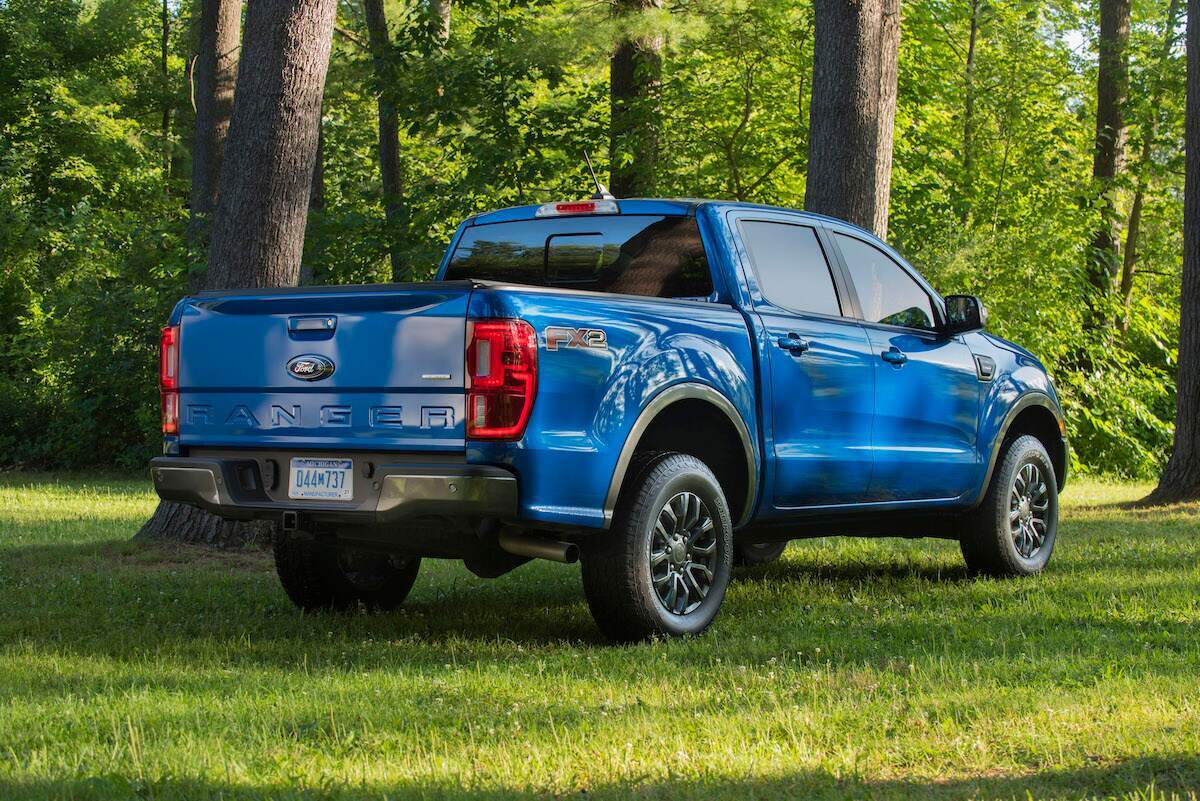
[
  {"left": 273, "top": 535, "right": 421, "bottom": 612},
  {"left": 960, "top": 434, "right": 1059, "bottom": 577},
  {"left": 581, "top": 453, "right": 733, "bottom": 642}
]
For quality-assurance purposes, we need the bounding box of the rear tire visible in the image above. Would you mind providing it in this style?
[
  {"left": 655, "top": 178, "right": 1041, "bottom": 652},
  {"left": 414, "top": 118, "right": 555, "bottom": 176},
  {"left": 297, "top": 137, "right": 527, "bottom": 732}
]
[
  {"left": 960, "top": 434, "right": 1058, "bottom": 577},
  {"left": 273, "top": 534, "right": 421, "bottom": 612},
  {"left": 581, "top": 453, "right": 733, "bottom": 642},
  {"left": 734, "top": 540, "right": 787, "bottom": 567}
]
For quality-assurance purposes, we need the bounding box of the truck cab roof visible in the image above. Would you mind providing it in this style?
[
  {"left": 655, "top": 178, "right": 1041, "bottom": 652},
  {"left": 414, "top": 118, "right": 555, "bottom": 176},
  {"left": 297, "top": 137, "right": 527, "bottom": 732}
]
[{"left": 466, "top": 198, "right": 863, "bottom": 234}]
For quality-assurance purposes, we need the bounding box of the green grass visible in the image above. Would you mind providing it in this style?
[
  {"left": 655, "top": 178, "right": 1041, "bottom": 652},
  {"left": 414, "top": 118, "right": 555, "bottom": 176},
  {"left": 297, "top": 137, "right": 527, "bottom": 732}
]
[{"left": 0, "top": 474, "right": 1198, "bottom": 800}]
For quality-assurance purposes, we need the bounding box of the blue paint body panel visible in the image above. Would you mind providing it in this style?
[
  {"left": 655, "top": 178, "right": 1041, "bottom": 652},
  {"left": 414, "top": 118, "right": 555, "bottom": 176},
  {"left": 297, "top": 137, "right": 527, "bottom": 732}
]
[{"left": 165, "top": 199, "right": 1066, "bottom": 532}]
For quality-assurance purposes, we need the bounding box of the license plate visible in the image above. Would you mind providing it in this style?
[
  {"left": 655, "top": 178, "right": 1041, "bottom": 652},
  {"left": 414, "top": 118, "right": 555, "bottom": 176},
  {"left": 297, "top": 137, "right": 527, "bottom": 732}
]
[{"left": 288, "top": 458, "right": 354, "bottom": 501}]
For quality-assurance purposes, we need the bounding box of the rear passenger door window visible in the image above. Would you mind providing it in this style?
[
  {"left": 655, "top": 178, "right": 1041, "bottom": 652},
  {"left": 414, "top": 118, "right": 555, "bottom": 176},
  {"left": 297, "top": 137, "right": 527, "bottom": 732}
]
[
  {"left": 834, "top": 233, "right": 936, "bottom": 330},
  {"left": 738, "top": 221, "right": 842, "bottom": 317}
]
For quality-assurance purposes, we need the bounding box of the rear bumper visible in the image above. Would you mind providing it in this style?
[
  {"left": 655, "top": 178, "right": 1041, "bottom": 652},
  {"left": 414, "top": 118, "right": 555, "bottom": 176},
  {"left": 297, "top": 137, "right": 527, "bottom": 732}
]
[{"left": 149, "top": 454, "right": 518, "bottom": 526}]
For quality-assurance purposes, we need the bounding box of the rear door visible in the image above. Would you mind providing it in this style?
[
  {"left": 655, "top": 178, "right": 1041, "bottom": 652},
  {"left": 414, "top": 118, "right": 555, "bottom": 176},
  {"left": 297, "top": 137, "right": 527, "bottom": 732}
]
[
  {"left": 828, "top": 231, "right": 981, "bottom": 501},
  {"left": 177, "top": 284, "right": 470, "bottom": 452},
  {"left": 732, "top": 213, "right": 875, "bottom": 509}
]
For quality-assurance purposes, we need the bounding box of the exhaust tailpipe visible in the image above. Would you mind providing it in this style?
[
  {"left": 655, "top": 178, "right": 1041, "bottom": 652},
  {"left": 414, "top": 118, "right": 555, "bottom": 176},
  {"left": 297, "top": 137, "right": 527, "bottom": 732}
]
[{"left": 498, "top": 530, "right": 579, "bottom": 564}]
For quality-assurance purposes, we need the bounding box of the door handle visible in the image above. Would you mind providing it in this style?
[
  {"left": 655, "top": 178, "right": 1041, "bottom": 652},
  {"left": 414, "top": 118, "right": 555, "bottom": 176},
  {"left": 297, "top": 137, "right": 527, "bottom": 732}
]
[
  {"left": 881, "top": 347, "right": 908, "bottom": 366},
  {"left": 776, "top": 334, "right": 810, "bottom": 354}
]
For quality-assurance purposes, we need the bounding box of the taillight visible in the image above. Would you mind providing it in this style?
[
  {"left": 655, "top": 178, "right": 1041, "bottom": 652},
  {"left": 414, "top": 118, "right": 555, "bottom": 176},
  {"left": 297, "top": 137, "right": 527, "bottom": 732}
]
[
  {"left": 466, "top": 319, "right": 537, "bottom": 440},
  {"left": 160, "top": 325, "right": 180, "bottom": 434}
]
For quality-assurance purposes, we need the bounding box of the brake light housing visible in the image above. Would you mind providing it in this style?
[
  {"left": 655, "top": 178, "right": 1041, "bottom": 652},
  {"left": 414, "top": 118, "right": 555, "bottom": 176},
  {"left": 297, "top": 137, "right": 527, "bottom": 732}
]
[
  {"left": 466, "top": 319, "right": 537, "bottom": 440},
  {"left": 160, "top": 325, "right": 180, "bottom": 434},
  {"left": 534, "top": 199, "right": 619, "bottom": 217}
]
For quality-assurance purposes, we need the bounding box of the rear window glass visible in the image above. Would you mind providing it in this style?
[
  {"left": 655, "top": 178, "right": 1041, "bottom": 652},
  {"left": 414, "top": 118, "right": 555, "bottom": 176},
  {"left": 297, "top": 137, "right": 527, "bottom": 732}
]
[{"left": 444, "top": 215, "right": 714, "bottom": 299}]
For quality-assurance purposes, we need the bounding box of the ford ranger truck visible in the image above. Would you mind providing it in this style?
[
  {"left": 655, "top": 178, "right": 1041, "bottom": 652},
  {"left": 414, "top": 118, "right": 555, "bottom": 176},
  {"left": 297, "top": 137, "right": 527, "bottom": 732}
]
[{"left": 150, "top": 199, "right": 1068, "bottom": 642}]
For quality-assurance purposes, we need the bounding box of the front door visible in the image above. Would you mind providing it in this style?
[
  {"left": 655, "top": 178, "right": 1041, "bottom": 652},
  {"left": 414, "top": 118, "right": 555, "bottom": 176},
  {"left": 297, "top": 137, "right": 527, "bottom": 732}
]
[
  {"left": 830, "top": 231, "right": 981, "bottom": 501},
  {"left": 734, "top": 217, "right": 875, "bottom": 509}
]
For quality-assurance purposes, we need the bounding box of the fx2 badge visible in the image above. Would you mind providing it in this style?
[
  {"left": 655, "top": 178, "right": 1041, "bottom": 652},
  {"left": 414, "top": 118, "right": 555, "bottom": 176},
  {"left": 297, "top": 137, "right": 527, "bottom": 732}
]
[{"left": 544, "top": 326, "right": 608, "bottom": 351}]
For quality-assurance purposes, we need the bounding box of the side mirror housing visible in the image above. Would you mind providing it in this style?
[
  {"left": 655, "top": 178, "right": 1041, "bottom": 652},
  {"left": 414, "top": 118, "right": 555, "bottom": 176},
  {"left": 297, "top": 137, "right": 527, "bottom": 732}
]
[{"left": 944, "top": 294, "right": 988, "bottom": 334}]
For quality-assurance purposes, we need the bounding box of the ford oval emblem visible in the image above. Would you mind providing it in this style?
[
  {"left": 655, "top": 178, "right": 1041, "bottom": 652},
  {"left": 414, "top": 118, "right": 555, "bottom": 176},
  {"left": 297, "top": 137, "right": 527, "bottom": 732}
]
[{"left": 287, "top": 354, "right": 335, "bottom": 382}]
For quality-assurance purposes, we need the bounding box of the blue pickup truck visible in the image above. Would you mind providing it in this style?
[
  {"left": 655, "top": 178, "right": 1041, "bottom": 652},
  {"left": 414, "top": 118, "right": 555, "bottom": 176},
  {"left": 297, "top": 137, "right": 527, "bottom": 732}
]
[{"left": 151, "top": 198, "right": 1067, "bottom": 641}]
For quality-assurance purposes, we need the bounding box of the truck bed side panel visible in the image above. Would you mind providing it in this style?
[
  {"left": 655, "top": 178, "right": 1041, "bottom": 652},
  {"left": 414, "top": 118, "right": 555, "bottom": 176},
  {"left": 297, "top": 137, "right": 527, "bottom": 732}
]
[{"left": 467, "top": 287, "right": 758, "bottom": 529}]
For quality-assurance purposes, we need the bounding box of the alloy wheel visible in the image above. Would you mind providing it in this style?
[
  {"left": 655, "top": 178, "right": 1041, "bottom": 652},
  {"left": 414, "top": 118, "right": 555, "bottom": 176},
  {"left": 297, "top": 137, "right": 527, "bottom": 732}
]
[
  {"left": 1009, "top": 462, "right": 1050, "bottom": 559},
  {"left": 650, "top": 491, "right": 718, "bottom": 615}
]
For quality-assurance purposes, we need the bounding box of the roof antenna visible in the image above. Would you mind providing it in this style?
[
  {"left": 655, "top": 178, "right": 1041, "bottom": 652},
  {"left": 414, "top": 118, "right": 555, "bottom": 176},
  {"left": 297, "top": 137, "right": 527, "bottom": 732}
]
[{"left": 584, "top": 151, "right": 615, "bottom": 200}]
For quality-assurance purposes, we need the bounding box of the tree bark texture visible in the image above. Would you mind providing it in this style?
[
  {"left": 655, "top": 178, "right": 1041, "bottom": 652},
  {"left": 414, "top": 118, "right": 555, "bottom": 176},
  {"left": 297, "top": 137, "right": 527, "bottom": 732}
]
[
  {"left": 140, "top": 0, "right": 335, "bottom": 545},
  {"left": 299, "top": 118, "right": 324, "bottom": 286},
  {"left": 363, "top": 0, "right": 405, "bottom": 281},
  {"left": 804, "top": 0, "right": 901, "bottom": 239},
  {"left": 161, "top": 0, "right": 172, "bottom": 178},
  {"left": 187, "top": 0, "right": 241, "bottom": 292},
  {"left": 205, "top": 0, "right": 338, "bottom": 290},
  {"left": 609, "top": 0, "right": 664, "bottom": 198},
  {"left": 961, "top": 0, "right": 980, "bottom": 217},
  {"left": 430, "top": 0, "right": 450, "bottom": 41},
  {"left": 135, "top": 502, "right": 273, "bottom": 548},
  {"left": 1146, "top": 0, "right": 1200, "bottom": 504},
  {"left": 1088, "top": 0, "right": 1131, "bottom": 294}
]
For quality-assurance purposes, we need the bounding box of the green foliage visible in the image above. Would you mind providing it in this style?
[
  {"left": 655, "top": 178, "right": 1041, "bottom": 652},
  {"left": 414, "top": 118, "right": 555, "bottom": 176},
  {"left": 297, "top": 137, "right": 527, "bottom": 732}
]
[
  {"left": 0, "top": 0, "right": 188, "bottom": 469},
  {"left": 0, "top": 0, "right": 1188, "bottom": 478}
]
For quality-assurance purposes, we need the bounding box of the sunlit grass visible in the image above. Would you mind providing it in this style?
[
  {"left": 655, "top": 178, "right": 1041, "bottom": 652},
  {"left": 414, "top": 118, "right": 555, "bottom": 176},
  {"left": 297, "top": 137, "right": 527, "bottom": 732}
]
[{"left": 0, "top": 474, "right": 1197, "bottom": 800}]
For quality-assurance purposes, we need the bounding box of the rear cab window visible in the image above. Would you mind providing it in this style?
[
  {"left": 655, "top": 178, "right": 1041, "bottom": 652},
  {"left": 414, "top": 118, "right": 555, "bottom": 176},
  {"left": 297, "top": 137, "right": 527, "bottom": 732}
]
[
  {"left": 444, "top": 215, "right": 714, "bottom": 299},
  {"left": 738, "top": 220, "right": 843, "bottom": 317}
]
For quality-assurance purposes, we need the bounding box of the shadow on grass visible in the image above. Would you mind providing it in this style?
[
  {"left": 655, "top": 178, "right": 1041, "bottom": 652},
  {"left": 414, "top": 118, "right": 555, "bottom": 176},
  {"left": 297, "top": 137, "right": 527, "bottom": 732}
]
[
  {"left": 0, "top": 754, "right": 1197, "bottom": 800},
  {"left": 1, "top": 508, "right": 1197, "bottom": 688}
]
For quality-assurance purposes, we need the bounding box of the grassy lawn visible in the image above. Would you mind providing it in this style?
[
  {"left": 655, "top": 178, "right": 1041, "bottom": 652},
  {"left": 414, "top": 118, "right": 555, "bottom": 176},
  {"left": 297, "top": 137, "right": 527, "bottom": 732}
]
[{"left": 0, "top": 475, "right": 1197, "bottom": 800}]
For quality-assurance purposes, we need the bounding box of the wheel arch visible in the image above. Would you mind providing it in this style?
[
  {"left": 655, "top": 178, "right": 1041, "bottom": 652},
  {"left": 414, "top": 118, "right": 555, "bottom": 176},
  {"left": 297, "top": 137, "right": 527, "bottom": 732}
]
[
  {"left": 603, "top": 384, "right": 758, "bottom": 529},
  {"left": 972, "top": 392, "right": 1068, "bottom": 507}
]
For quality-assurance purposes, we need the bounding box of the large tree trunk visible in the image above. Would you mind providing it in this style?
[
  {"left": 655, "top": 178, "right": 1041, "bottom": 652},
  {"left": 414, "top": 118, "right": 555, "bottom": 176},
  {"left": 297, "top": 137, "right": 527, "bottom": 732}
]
[
  {"left": 139, "top": 0, "right": 243, "bottom": 544},
  {"left": 960, "top": 0, "right": 980, "bottom": 220},
  {"left": 804, "top": 0, "right": 901, "bottom": 239},
  {"left": 161, "top": 0, "right": 172, "bottom": 178},
  {"left": 609, "top": 0, "right": 664, "bottom": 198},
  {"left": 299, "top": 118, "right": 324, "bottom": 286},
  {"left": 1119, "top": 0, "right": 1184, "bottom": 330},
  {"left": 136, "top": 503, "right": 272, "bottom": 548},
  {"left": 363, "top": 0, "right": 405, "bottom": 281},
  {"left": 1146, "top": 0, "right": 1200, "bottom": 504},
  {"left": 1087, "top": 0, "right": 1132, "bottom": 295},
  {"left": 186, "top": 0, "right": 241, "bottom": 292},
  {"left": 139, "top": 0, "right": 337, "bottom": 545},
  {"left": 204, "top": 0, "right": 337, "bottom": 289},
  {"left": 430, "top": 0, "right": 450, "bottom": 41}
]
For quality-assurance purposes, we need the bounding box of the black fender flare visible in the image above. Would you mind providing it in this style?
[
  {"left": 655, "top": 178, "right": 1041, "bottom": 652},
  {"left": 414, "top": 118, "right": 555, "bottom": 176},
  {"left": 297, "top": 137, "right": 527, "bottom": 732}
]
[
  {"left": 602, "top": 383, "right": 759, "bottom": 529},
  {"left": 970, "top": 390, "right": 1068, "bottom": 507}
]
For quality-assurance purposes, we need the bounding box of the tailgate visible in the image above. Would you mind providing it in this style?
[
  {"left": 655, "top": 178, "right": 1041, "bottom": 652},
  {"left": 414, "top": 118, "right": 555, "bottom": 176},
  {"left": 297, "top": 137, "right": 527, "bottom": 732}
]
[{"left": 176, "top": 283, "right": 470, "bottom": 451}]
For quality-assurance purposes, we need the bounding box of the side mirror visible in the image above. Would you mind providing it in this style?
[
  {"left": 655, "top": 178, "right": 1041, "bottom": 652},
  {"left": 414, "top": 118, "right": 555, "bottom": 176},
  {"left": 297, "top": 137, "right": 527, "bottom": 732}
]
[{"left": 944, "top": 294, "right": 988, "bottom": 334}]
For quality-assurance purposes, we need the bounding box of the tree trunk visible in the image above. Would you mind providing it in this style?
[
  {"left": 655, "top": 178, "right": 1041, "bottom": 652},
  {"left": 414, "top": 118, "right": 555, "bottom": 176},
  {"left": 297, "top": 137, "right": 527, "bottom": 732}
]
[
  {"left": 804, "top": 0, "right": 901, "bottom": 239},
  {"left": 186, "top": 0, "right": 241, "bottom": 292},
  {"left": 139, "top": 0, "right": 336, "bottom": 545},
  {"left": 1088, "top": 0, "right": 1132, "bottom": 295},
  {"left": 609, "top": 0, "right": 664, "bottom": 198},
  {"left": 430, "top": 0, "right": 450, "bottom": 41},
  {"left": 135, "top": 502, "right": 273, "bottom": 548},
  {"left": 960, "top": 0, "right": 980, "bottom": 219},
  {"left": 1119, "top": 0, "right": 1183, "bottom": 331},
  {"left": 1145, "top": 0, "right": 1200, "bottom": 504},
  {"left": 363, "top": 0, "right": 405, "bottom": 281},
  {"left": 204, "top": 0, "right": 337, "bottom": 290},
  {"left": 299, "top": 118, "right": 324, "bottom": 286},
  {"left": 161, "top": 0, "right": 172, "bottom": 178}
]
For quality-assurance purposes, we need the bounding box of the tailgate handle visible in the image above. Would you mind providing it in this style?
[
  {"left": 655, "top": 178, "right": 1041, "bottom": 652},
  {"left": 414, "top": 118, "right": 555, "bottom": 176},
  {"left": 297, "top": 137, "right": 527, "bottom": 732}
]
[{"left": 288, "top": 316, "right": 336, "bottom": 333}]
